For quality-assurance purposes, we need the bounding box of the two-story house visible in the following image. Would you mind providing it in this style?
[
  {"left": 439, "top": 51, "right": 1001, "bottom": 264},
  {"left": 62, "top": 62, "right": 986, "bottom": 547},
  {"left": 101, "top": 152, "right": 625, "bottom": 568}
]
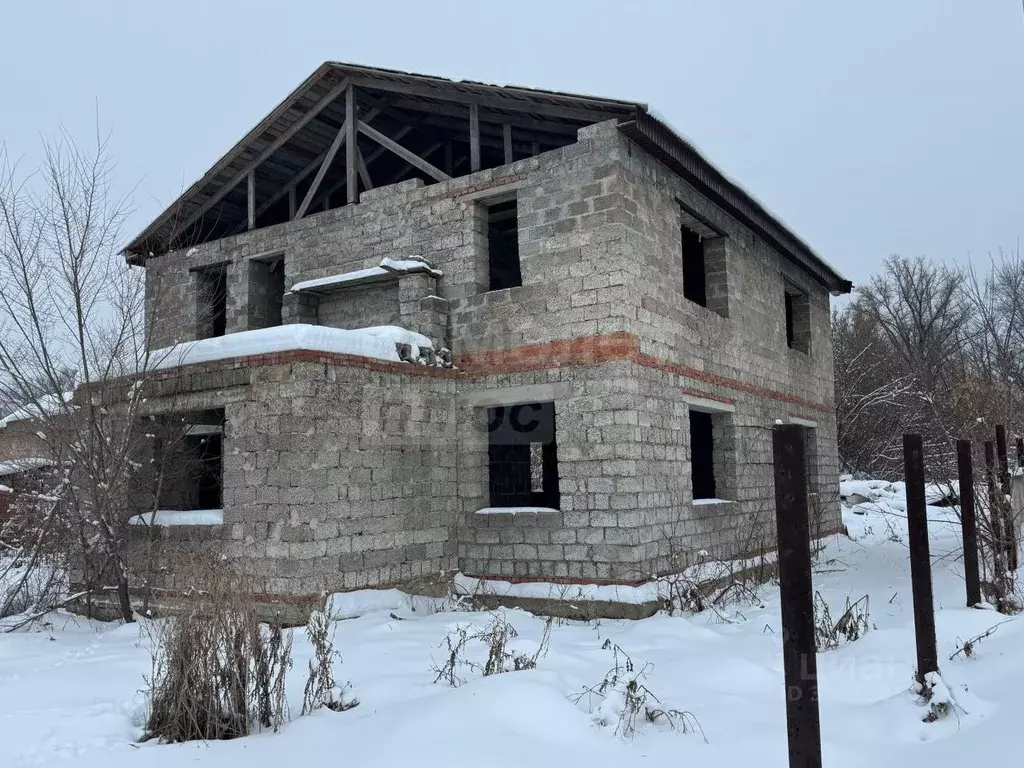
[{"left": 122, "top": 62, "right": 851, "bottom": 606}]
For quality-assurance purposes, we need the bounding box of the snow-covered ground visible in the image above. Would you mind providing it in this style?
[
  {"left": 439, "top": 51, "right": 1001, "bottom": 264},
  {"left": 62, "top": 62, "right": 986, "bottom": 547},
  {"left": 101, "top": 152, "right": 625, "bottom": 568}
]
[{"left": 1, "top": 485, "right": 1022, "bottom": 768}]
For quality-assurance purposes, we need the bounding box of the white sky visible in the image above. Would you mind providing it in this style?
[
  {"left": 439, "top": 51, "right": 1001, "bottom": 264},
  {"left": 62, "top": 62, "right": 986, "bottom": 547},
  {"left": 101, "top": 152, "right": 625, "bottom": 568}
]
[{"left": 2, "top": 0, "right": 1022, "bottom": 290}]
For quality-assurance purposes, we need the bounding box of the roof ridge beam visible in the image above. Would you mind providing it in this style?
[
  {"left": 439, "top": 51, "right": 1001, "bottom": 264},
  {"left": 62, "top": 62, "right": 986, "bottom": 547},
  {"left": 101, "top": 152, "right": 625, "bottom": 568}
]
[{"left": 348, "top": 74, "right": 624, "bottom": 123}]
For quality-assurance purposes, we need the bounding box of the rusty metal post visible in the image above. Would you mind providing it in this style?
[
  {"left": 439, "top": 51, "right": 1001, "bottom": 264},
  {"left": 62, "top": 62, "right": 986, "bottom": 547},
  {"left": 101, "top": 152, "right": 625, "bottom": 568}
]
[
  {"left": 956, "top": 439, "right": 981, "bottom": 606},
  {"left": 904, "top": 434, "right": 938, "bottom": 683},
  {"left": 997, "top": 425, "right": 1011, "bottom": 491},
  {"left": 996, "top": 425, "right": 1019, "bottom": 570},
  {"left": 985, "top": 441, "right": 997, "bottom": 503},
  {"left": 985, "top": 439, "right": 1004, "bottom": 551},
  {"left": 772, "top": 425, "right": 821, "bottom": 768}
]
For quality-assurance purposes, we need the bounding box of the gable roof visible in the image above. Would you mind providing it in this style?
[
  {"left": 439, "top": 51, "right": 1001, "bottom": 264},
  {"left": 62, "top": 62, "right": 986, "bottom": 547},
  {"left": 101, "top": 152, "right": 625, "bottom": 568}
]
[{"left": 123, "top": 61, "right": 850, "bottom": 295}]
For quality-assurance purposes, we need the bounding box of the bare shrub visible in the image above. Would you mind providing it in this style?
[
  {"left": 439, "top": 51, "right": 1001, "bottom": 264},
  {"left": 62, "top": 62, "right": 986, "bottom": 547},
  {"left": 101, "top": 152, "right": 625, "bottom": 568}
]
[
  {"left": 301, "top": 601, "right": 357, "bottom": 715},
  {"left": 949, "top": 618, "right": 1014, "bottom": 661},
  {"left": 813, "top": 592, "right": 871, "bottom": 651},
  {"left": 142, "top": 560, "right": 292, "bottom": 743},
  {"left": 657, "top": 538, "right": 770, "bottom": 619},
  {"left": 431, "top": 612, "right": 551, "bottom": 687},
  {"left": 571, "top": 640, "right": 706, "bottom": 741}
]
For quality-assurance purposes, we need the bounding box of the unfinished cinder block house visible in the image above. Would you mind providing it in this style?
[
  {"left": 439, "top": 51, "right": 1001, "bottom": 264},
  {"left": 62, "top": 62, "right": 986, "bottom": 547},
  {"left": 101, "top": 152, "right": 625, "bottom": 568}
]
[{"left": 122, "top": 62, "right": 851, "bottom": 604}]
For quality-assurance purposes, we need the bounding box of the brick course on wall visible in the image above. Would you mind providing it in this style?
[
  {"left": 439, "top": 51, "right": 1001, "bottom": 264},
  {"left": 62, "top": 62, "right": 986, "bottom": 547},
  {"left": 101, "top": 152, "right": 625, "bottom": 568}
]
[{"left": 133, "top": 118, "right": 842, "bottom": 599}]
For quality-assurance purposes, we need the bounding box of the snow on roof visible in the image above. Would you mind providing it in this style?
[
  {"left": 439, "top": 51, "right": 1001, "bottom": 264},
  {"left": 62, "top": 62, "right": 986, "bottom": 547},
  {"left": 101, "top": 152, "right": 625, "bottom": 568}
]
[
  {"left": 129, "top": 509, "right": 224, "bottom": 526},
  {"left": 151, "top": 323, "right": 433, "bottom": 370},
  {"left": 0, "top": 457, "right": 54, "bottom": 478},
  {"left": 0, "top": 391, "right": 73, "bottom": 429},
  {"left": 290, "top": 257, "right": 441, "bottom": 294}
]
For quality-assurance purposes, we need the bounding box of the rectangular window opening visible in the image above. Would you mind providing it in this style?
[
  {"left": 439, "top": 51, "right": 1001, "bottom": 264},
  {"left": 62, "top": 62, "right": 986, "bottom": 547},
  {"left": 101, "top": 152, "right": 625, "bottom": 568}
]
[
  {"left": 486, "top": 197, "right": 521, "bottom": 292},
  {"left": 156, "top": 409, "right": 224, "bottom": 511},
  {"left": 681, "top": 225, "right": 707, "bottom": 307},
  {"left": 487, "top": 401, "right": 559, "bottom": 509},
  {"left": 785, "top": 292, "right": 795, "bottom": 348},
  {"left": 196, "top": 267, "right": 227, "bottom": 339},
  {"left": 785, "top": 284, "right": 811, "bottom": 354},
  {"left": 689, "top": 410, "right": 716, "bottom": 500},
  {"left": 249, "top": 256, "right": 285, "bottom": 329}
]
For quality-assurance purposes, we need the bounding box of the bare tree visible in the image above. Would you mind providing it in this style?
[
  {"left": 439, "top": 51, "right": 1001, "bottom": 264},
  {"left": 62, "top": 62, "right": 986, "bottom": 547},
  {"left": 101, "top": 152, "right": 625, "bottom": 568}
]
[
  {"left": 0, "top": 129, "right": 183, "bottom": 624},
  {"left": 832, "top": 301, "right": 919, "bottom": 475}
]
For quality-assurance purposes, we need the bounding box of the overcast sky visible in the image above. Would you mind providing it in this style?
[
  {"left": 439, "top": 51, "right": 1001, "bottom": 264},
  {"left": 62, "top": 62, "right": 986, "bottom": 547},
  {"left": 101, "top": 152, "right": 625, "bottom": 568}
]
[{"left": 2, "top": 0, "right": 1022, "bottom": 291}]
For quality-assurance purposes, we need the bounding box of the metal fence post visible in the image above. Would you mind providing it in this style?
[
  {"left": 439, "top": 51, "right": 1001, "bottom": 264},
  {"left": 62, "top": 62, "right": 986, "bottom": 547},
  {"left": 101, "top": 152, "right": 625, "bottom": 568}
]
[
  {"left": 996, "top": 425, "right": 1019, "bottom": 571},
  {"left": 903, "top": 433, "right": 938, "bottom": 683},
  {"left": 956, "top": 439, "right": 981, "bottom": 606},
  {"left": 986, "top": 439, "right": 1008, "bottom": 571},
  {"left": 772, "top": 425, "right": 821, "bottom": 768}
]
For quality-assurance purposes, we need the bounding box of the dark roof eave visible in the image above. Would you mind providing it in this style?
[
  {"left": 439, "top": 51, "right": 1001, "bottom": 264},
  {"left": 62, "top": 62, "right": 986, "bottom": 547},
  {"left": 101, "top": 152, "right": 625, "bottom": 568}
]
[{"left": 618, "top": 113, "right": 852, "bottom": 296}]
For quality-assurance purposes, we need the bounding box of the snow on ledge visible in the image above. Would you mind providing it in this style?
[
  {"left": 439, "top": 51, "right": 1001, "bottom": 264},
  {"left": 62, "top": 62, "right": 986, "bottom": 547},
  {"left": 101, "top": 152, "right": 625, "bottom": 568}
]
[
  {"left": 474, "top": 507, "right": 560, "bottom": 515},
  {"left": 151, "top": 324, "right": 433, "bottom": 370},
  {"left": 0, "top": 391, "right": 74, "bottom": 429},
  {"left": 692, "top": 498, "right": 733, "bottom": 506},
  {"left": 379, "top": 257, "right": 442, "bottom": 277},
  {"left": 129, "top": 509, "right": 224, "bottom": 526},
  {"left": 453, "top": 546, "right": 784, "bottom": 606},
  {"left": 291, "top": 257, "right": 441, "bottom": 294},
  {"left": 0, "top": 457, "right": 54, "bottom": 478},
  {"left": 291, "top": 266, "right": 389, "bottom": 292},
  {"left": 455, "top": 572, "right": 660, "bottom": 604}
]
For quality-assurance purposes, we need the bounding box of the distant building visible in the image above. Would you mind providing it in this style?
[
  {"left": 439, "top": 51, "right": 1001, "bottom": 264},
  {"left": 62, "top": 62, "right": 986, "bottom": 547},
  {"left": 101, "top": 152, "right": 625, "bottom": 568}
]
[{"left": 119, "top": 62, "right": 850, "bottom": 606}]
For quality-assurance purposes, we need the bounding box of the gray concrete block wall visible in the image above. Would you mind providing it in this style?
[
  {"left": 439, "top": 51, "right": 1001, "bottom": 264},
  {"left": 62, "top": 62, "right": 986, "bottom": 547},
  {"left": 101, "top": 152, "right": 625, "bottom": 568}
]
[
  {"left": 143, "top": 124, "right": 639, "bottom": 357},
  {"left": 317, "top": 282, "right": 400, "bottom": 329},
  {"left": 129, "top": 359, "right": 459, "bottom": 597},
  {"left": 134, "top": 116, "right": 843, "bottom": 595},
  {"left": 610, "top": 130, "right": 841, "bottom": 535},
  {"left": 457, "top": 362, "right": 658, "bottom": 582}
]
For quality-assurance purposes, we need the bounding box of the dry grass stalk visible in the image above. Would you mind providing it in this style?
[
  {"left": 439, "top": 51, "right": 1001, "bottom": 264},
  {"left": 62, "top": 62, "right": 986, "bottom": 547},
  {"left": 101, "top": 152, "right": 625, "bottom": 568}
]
[{"left": 301, "top": 601, "right": 358, "bottom": 715}]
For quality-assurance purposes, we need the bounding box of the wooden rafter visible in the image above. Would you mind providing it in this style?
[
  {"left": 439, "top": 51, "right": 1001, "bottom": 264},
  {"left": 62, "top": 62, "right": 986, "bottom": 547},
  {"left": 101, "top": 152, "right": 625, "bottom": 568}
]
[
  {"left": 180, "top": 77, "right": 350, "bottom": 234},
  {"left": 345, "top": 85, "right": 358, "bottom": 204},
  {"left": 380, "top": 96, "right": 580, "bottom": 136},
  {"left": 247, "top": 106, "right": 383, "bottom": 224},
  {"left": 295, "top": 117, "right": 348, "bottom": 219},
  {"left": 247, "top": 170, "right": 255, "bottom": 230},
  {"left": 356, "top": 120, "right": 451, "bottom": 182},
  {"left": 356, "top": 145, "right": 373, "bottom": 190},
  {"left": 318, "top": 124, "right": 412, "bottom": 202},
  {"left": 503, "top": 124, "right": 513, "bottom": 164},
  {"left": 348, "top": 74, "right": 623, "bottom": 122},
  {"left": 385, "top": 142, "right": 442, "bottom": 186},
  {"left": 469, "top": 103, "right": 480, "bottom": 172}
]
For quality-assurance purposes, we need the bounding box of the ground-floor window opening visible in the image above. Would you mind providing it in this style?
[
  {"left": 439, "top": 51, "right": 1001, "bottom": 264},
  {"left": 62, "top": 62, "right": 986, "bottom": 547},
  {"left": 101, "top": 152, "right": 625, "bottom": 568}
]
[
  {"left": 488, "top": 401, "right": 559, "bottom": 508},
  {"left": 156, "top": 409, "right": 225, "bottom": 510},
  {"left": 689, "top": 410, "right": 716, "bottom": 500},
  {"left": 688, "top": 406, "right": 737, "bottom": 502}
]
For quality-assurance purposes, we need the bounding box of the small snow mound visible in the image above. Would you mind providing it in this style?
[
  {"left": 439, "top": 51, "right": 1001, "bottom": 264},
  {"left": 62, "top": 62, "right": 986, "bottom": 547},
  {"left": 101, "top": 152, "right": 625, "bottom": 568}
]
[
  {"left": 129, "top": 509, "right": 223, "bottom": 526},
  {"left": 326, "top": 588, "right": 411, "bottom": 620}
]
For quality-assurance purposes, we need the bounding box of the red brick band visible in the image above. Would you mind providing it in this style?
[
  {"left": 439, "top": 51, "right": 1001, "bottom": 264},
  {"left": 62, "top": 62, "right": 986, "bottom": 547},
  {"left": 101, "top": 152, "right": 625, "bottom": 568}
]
[{"left": 144, "top": 332, "right": 833, "bottom": 415}]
